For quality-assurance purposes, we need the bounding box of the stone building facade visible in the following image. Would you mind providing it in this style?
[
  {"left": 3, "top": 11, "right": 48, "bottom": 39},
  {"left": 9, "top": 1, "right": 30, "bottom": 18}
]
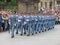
[{"left": 18, "top": 0, "right": 60, "bottom": 12}]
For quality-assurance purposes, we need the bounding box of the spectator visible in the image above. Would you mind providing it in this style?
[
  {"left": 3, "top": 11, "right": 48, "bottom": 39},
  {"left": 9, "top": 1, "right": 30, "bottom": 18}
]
[{"left": 0, "top": 13, "right": 3, "bottom": 32}]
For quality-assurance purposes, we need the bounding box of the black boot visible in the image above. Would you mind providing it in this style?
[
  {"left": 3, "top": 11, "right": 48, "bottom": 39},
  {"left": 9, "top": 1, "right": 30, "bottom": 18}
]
[
  {"left": 35, "top": 32, "right": 37, "bottom": 34},
  {"left": 39, "top": 31, "right": 41, "bottom": 33},
  {"left": 27, "top": 34, "right": 30, "bottom": 36},
  {"left": 42, "top": 30, "right": 44, "bottom": 32},
  {"left": 11, "top": 36, "right": 14, "bottom": 38},
  {"left": 16, "top": 31, "right": 18, "bottom": 34},
  {"left": 20, "top": 34, "right": 23, "bottom": 36},
  {"left": 24, "top": 32, "right": 26, "bottom": 35},
  {"left": 32, "top": 33, "right": 34, "bottom": 35}
]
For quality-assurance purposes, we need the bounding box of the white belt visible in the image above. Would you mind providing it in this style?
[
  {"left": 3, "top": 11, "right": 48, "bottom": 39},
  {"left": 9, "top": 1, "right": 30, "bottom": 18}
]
[
  {"left": 18, "top": 20, "right": 21, "bottom": 22},
  {"left": 35, "top": 19, "right": 38, "bottom": 21},
  {"left": 26, "top": 19, "right": 29, "bottom": 21},
  {"left": 24, "top": 22, "right": 27, "bottom": 25}
]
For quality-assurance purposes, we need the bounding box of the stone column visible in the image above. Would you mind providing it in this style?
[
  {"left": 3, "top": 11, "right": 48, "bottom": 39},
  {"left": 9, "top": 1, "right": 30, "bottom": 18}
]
[
  {"left": 47, "top": 2, "right": 50, "bottom": 9},
  {"left": 52, "top": 0, "right": 54, "bottom": 9},
  {"left": 43, "top": 1, "right": 45, "bottom": 8},
  {"left": 38, "top": 2, "right": 41, "bottom": 11},
  {"left": 55, "top": 0, "right": 57, "bottom": 9}
]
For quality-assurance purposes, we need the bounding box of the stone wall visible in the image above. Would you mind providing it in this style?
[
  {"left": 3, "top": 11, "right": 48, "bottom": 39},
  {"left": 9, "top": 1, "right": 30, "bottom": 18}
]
[{"left": 18, "top": 0, "right": 57, "bottom": 12}]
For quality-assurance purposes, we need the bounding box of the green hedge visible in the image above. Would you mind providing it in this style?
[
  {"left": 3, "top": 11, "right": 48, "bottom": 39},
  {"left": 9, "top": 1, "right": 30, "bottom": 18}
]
[
  {"left": 4, "top": 6, "right": 18, "bottom": 10},
  {"left": 0, "top": 0, "right": 17, "bottom": 10}
]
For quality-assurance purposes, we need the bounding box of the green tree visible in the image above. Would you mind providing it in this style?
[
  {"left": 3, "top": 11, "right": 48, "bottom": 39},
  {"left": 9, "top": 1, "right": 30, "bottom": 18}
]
[
  {"left": 0, "top": 0, "right": 5, "bottom": 2},
  {"left": 6, "top": 0, "right": 11, "bottom": 2},
  {"left": 11, "top": 0, "right": 17, "bottom": 5}
]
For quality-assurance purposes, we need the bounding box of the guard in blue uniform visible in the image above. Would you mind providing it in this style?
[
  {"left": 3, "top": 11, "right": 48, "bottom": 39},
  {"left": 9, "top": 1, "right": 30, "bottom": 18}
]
[
  {"left": 9, "top": 13, "right": 18, "bottom": 38},
  {"left": 31, "top": 16, "right": 36, "bottom": 35},
  {"left": 36, "top": 16, "right": 42, "bottom": 33},
  {"left": 20, "top": 16, "right": 25, "bottom": 36}
]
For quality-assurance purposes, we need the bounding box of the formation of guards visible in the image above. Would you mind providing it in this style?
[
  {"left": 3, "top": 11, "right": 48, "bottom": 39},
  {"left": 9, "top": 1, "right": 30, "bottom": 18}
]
[
  {"left": 9, "top": 13, "right": 56, "bottom": 38},
  {"left": 0, "top": 9, "right": 56, "bottom": 38}
]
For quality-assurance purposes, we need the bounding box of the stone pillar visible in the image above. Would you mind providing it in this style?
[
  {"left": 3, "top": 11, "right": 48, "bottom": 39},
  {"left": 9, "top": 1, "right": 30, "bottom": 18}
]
[
  {"left": 38, "top": 2, "right": 41, "bottom": 11},
  {"left": 47, "top": 2, "right": 50, "bottom": 9},
  {"left": 52, "top": 1, "right": 54, "bottom": 9},
  {"left": 52, "top": 0, "right": 55, "bottom": 9},
  {"left": 55, "top": 0, "right": 57, "bottom": 9},
  {"left": 43, "top": 1, "right": 45, "bottom": 8}
]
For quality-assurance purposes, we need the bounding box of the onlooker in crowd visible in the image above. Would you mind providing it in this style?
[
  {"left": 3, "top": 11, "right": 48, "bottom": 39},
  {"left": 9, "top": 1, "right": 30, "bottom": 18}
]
[{"left": 0, "top": 13, "right": 3, "bottom": 32}]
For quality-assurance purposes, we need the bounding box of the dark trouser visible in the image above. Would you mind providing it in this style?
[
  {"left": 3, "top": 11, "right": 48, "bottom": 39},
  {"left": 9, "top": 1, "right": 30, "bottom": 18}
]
[
  {"left": 2, "top": 22, "right": 5, "bottom": 31},
  {"left": 0, "top": 22, "right": 2, "bottom": 32},
  {"left": 5, "top": 22, "right": 10, "bottom": 31}
]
